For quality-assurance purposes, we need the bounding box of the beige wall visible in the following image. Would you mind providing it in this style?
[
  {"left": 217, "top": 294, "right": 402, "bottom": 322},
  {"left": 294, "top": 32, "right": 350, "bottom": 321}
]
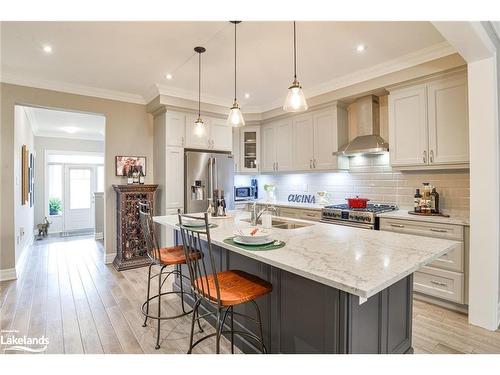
[{"left": 1, "top": 83, "right": 153, "bottom": 270}]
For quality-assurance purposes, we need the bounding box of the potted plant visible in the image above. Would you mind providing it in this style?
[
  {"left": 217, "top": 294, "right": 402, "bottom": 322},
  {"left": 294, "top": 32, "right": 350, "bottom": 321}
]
[{"left": 48, "top": 197, "right": 62, "bottom": 216}]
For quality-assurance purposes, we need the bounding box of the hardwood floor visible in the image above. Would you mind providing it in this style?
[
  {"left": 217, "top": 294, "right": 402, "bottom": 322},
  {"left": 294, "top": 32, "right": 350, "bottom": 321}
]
[{"left": 1, "top": 235, "right": 499, "bottom": 354}]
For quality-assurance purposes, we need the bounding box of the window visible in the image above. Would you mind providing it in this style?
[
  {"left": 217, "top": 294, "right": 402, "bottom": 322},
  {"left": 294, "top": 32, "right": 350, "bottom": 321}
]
[
  {"left": 48, "top": 164, "right": 63, "bottom": 216},
  {"left": 47, "top": 154, "right": 104, "bottom": 165},
  {"left": 69, "top": 168, "right": 91, "bottom": 209},
  {"left": 97, "top": 165, "right": 104, "bottom": 192}
]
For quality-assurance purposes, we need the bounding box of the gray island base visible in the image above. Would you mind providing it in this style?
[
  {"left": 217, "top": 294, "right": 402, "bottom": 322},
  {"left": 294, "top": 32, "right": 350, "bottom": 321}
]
[
  {"left": 172, "top": 234, "right": 413, "bottom": 354},
  {"left": 154, "top": 211, "right": 459, "bottom": 354}
]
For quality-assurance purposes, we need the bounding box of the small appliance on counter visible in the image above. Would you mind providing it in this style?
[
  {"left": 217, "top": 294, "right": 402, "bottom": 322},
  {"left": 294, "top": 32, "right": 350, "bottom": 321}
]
[
  {"left": 234, "top": 186, "right": 256, "bottom": 201},
  {"left": 411, "top": 183, "right": 448, "bottom": 217}
]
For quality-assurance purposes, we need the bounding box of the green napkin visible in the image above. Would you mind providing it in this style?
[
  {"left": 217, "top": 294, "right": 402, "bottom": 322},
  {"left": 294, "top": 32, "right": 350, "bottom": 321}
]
[{"left": 223, "top": 237, "right": 286, "bottom": 251}]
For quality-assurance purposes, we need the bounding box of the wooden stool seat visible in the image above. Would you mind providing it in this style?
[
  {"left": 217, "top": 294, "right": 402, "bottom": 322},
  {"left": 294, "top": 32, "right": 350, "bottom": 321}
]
[
  {"left": 159, "top": 246, "right": 201, "bottom": 265},
  {"left": 196, "top": 270, "right": 272, "bottom": 306}
]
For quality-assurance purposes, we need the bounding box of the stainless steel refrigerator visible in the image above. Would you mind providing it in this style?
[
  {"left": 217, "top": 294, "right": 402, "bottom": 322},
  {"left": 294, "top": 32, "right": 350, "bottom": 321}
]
[{"left": 184, "top": 150, "right": 235, "bottom": 213}]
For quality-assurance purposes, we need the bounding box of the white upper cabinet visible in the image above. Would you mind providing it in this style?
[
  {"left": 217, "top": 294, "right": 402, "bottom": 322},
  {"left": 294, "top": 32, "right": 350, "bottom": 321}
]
[
  {"left": 165, "top": 146, "right": 184, "bottom": 209},
  {"left": 185, "top": 115, "right": 232, "bottom": 151},
  {"left": 210, "top": 117, "right": 233, "bottom": 151},
  {"left": 240, "top": 126, "right": 261, "bottom": 173},
  {"left": 293, "top": 115, "right": 314, "bottom": 171},
  {"left": 388, "top": 71, "right": 469, "bottom": 169},
  {"left": 261, "top": 125, "right": 276, "bottom": 172},
  {"left": 165, "top": 111, "right": 186, "bottom": 147},
  {"left": 185, "top": 114, "right": 211, "bottom": 149},
  {"left": 388, "top": 85, "right": 429, "bottom": 166},
  {"left": 275, "top": 120, "right": 294, "bottom": 171},
  {"left": 427, "top": 75, "right": 469, "bottom": 165},
  {"left": 313, "top": 108, "right": 347, "bottom": 170}
]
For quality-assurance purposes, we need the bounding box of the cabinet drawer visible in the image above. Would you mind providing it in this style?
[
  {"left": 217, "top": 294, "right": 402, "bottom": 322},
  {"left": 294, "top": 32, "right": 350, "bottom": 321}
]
[
  {"left": 296, "top": 210, "right": 321, "bottom": 222},
  {"left": 278, "top": 208, "right": 299, "bottom": 219},
  {"left": 428, "top": 243, "right": 464, "bottom": 272},
  {"left": 414, "top": 266, "right": 464, "bottom": 304},
  {"left": 380, "top": 218, "right": 463, "bottom": 241}
]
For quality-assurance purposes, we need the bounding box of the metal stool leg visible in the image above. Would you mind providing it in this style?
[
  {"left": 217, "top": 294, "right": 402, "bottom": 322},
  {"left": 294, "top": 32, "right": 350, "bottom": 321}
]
[
  {"left": 155, "top": 265, "right": 166, "bottom": 350},
  {"left": 230, "top": 306, "right": 234, "bottom": 354},
  {"left": 142, "top": 263, "right": 153, "bottom": 327},
  {"left": 179, "top": 266, "right": 187, "bottom": 314},
  {"left": 251, "top": 300, "right": 267, "bottom": 354},
  {"left": 215, "top": 308, "right": 222, "bottom": 354},
  {"left": 187, "top": 299, "right": 201, "bottom": 354}
]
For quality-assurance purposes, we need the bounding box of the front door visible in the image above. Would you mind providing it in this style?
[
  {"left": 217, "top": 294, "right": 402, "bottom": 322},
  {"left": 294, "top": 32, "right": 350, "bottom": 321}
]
[{"left": 64, "top": 165, "right": 95, "bottom": 232}]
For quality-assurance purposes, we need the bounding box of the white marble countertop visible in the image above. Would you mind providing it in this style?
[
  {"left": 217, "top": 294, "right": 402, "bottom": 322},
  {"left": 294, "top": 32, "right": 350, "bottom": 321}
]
[
  {"left": 153, "top": 211, "right": 461, "bottom": 299},
  {"left": 377, "top": 209, "right": 470, "bottom": 226}
]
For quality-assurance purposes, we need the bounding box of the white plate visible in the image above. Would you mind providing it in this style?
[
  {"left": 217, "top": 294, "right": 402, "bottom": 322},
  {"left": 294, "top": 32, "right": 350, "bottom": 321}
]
[
  {"left": 233, "top": 228, "right": 270, "bottom": 241},
  {"left": 233, "top": 236, "right": 275, "bottom": 246},
  {"left": 182, "top": 218, "right": 206, "bottom": 227}
]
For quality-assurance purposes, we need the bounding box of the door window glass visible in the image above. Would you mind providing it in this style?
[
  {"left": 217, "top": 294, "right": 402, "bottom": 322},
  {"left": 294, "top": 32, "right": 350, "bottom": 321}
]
[
  {"left": 70, "top": 168, "right": 91, "bottom": 209},
  {"left": 48, "top": 164, "right": 63, "bottom": 215}
]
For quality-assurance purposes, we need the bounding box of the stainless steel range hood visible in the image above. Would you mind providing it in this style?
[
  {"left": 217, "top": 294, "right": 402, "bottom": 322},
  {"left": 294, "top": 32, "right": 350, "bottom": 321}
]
[{"left": 337, "top": 95, "right": 389, "bottom": 156}]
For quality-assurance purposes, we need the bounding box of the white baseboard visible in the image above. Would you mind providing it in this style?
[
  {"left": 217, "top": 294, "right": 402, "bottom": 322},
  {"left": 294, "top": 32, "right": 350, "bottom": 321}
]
[
  {"left": 498, "top": 302, "right": 500, "bottom": 329},
  {"left": 104, "top": 252, "right": 116, "bottom": 265},
  {"left": 0, "top": 268, "right": 17, "bottom": 281},
  {"left": 15, "top": 236, "right": 32, "bottom": 278},
  {"left": 94, "top": 232, "right": 104, "bottom": 240}
]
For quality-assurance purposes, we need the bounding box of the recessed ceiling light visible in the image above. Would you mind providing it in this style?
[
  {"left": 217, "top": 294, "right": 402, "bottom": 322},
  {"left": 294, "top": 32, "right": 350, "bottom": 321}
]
[
  {"left": 61, "top": 126, "right": 79, "bottom": 134},
  {"left": 42, "top": 45, "right": 53, "bottom": 53},
  {"left": 356, "top": 44, "right": 366, "bottom": 53},
  {"left": 244, "top": 93, "right": 250, "bottom": 99},
  {"left": 166, "top": 73, "right": 173, "bottom": 80}
]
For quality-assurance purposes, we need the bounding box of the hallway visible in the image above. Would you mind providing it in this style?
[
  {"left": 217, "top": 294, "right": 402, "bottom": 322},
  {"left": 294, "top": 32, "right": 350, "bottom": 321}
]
[{"left": 1, "top": 236, "right": 499, "bottom": 354}]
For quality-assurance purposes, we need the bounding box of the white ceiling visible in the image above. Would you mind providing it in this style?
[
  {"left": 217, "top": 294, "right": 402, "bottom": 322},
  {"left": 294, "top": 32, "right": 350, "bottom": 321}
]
[
  {"left": 23, "top": 106, "right": 105, "bottom": 141},
  {"left": 2, "top": 22, "right": 453, "bottom": 112}
]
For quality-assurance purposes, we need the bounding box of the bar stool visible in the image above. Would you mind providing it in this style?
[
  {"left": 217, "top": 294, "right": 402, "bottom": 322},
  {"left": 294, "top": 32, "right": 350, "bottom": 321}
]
[
  {"left": 139, "top": 202, "right": 202, "bottom": 349},
  {"left": 177, "top": 211, "right": 273, "bottom": 354}
]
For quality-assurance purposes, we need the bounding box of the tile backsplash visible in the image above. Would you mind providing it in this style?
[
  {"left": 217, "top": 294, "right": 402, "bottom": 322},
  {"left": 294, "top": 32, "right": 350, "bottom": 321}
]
[{"left": 235, "top": 154, "right": 470, "bottom": 211}]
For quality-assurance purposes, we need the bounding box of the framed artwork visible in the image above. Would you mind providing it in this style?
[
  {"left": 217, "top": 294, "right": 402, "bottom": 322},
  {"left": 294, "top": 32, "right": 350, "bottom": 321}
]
[
  {"left": 115, "top": 156, "right": 146, "bottom": 176},
  {"left": 29, "top": 152, "right": 35, "bottom": 207},
  {"left": 21, "top": 145, "right": 29, "bottom": 205}
]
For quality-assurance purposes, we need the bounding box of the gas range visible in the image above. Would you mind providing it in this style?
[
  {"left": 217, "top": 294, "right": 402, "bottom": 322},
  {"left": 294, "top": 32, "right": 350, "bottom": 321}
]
[{"left": 320, "top": 203, "right": 398, "bottom": 229}]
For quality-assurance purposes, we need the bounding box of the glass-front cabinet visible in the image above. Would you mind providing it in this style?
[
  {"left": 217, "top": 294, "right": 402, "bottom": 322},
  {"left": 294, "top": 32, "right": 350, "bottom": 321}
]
[{"left": 239, "top": 126, "right": 260, "bottom": 173}]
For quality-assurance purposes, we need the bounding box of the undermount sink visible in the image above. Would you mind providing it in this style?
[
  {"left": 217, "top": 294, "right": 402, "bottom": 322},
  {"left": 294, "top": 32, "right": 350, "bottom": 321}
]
[{"left": 241, "top": 217, "right": 313, "bottom": 230}]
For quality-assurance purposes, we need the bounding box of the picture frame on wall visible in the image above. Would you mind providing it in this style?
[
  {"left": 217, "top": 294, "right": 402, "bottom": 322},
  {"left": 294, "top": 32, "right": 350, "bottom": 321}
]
[
  {"left": 115, "top": 156, "right": 146, "bottom": 176},
  {"left": 21, "top": 145, "right": 29, "bottom": 205}
]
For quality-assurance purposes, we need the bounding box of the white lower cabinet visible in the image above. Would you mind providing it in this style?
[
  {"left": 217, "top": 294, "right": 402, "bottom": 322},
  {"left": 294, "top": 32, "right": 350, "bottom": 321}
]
[{"left": 380, "top": 217, "right": 467, "bottom": 305}]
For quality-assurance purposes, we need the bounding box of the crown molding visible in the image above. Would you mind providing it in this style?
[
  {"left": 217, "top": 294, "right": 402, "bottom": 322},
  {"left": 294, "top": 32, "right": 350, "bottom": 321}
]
[{"left": 1, "top": 70, "right": 146, "bottom": 105}]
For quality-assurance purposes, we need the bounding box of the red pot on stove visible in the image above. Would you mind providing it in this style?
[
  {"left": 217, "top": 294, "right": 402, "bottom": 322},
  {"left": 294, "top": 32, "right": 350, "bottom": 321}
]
[{"left": 346, "top": 196, "right": 370, "bottom": 209}]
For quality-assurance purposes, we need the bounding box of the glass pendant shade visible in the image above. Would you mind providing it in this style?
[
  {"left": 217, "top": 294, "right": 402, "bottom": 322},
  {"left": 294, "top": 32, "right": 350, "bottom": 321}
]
[
  {"left": 227, "top": 100, "right": 245, "bottom": 127},
  {"left": 194, "top": 116, "right": 205, "bottom": 136},
  {"left": 283, "top": 80, "right": 308, "bottom": 112}
]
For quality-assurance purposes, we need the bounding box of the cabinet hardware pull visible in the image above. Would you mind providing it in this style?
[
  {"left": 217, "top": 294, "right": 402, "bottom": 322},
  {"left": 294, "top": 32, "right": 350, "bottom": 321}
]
[
  {"left": 423, "top": 150, "right": 427, "bottom": 163},
  {"left": 313, "top": 159, "right": 316, "bottom": 168},
  {"left": 430, "top": 150, "right": 434, "bottom": 163},
  {"left": 430, "top": 280, "right": 447, "bottom": 287},
  {"left": 430, "top": 228, "right": 447, "bottom": 233},
  {"left": 390, "top": 224, "right": 405, "bottom": 228},
  {"left": 181, "top": 136, "right": 184, "bottom": 147},
  {"left": 309, "top": 160, "right": 312, "bottom": 169},
  {"left": 276, "top": 162, "right": 278, "bottom": 171}
]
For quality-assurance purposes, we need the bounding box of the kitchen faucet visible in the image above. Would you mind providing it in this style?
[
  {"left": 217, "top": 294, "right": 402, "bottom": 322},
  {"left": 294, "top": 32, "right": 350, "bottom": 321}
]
[{"left": 251, "top": 201, "right": 277, "bottom": 225}]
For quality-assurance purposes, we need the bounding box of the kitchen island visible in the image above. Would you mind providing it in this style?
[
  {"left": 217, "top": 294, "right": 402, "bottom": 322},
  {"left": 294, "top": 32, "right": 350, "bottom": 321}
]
[{"left": 153, "top": 211, "right": 460, "bottom": 354}]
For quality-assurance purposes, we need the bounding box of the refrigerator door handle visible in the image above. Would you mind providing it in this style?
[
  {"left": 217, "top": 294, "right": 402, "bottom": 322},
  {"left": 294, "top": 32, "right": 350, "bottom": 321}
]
[
  {"left": 208, "top": 157, "right": 213, "bottom": 200},
  {"left": 213, "top": 156, "right": 218, "bottom": 193}
]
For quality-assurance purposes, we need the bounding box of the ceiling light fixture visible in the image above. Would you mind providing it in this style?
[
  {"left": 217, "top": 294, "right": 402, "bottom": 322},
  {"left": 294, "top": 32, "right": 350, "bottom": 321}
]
[
  {"left": 42, "top": 45, "right": 52, "bottom": 53},
  {"left": 283, "top": 21, "right": 308, "bottom": 113},
  {"left": 244, "top": 93, "right": 250, "bottom": 99},
  {"left": 356, "top": 44, "right": 366, "bottom": 53},
  {"left": 166, "top": 73, "right": 173, "bottom": 80},
  {"left": 227, "top": 21, "right": 245, "bottom": 128},
  {"left": 194, "top": 46, "right": 206, "bottom": 135}
]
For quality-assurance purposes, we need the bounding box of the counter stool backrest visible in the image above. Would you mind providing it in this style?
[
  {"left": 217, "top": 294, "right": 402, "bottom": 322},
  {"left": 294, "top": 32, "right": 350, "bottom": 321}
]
[
  {"left": 138, "top": 201, "right": 161, "bottom": 263},
  {"left": 177, "top": 211, "right": 222, "bottom": 307}
]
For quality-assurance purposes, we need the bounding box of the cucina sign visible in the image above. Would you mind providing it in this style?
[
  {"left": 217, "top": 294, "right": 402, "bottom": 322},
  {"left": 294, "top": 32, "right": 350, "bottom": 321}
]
[{"left": 287, "top": 194, "right": 316, "bottom": 204}]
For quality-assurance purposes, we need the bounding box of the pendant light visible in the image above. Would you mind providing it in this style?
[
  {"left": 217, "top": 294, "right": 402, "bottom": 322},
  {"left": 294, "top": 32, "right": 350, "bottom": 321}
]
[
  {"left": 283, "top": 21, "right": 308, "bottom": 112},
  {"left": 194, "top": 46, "right": 206, "bottom": 135},
  {"left": 227, "top": 21, "right": 245, "bottom": 127}
]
